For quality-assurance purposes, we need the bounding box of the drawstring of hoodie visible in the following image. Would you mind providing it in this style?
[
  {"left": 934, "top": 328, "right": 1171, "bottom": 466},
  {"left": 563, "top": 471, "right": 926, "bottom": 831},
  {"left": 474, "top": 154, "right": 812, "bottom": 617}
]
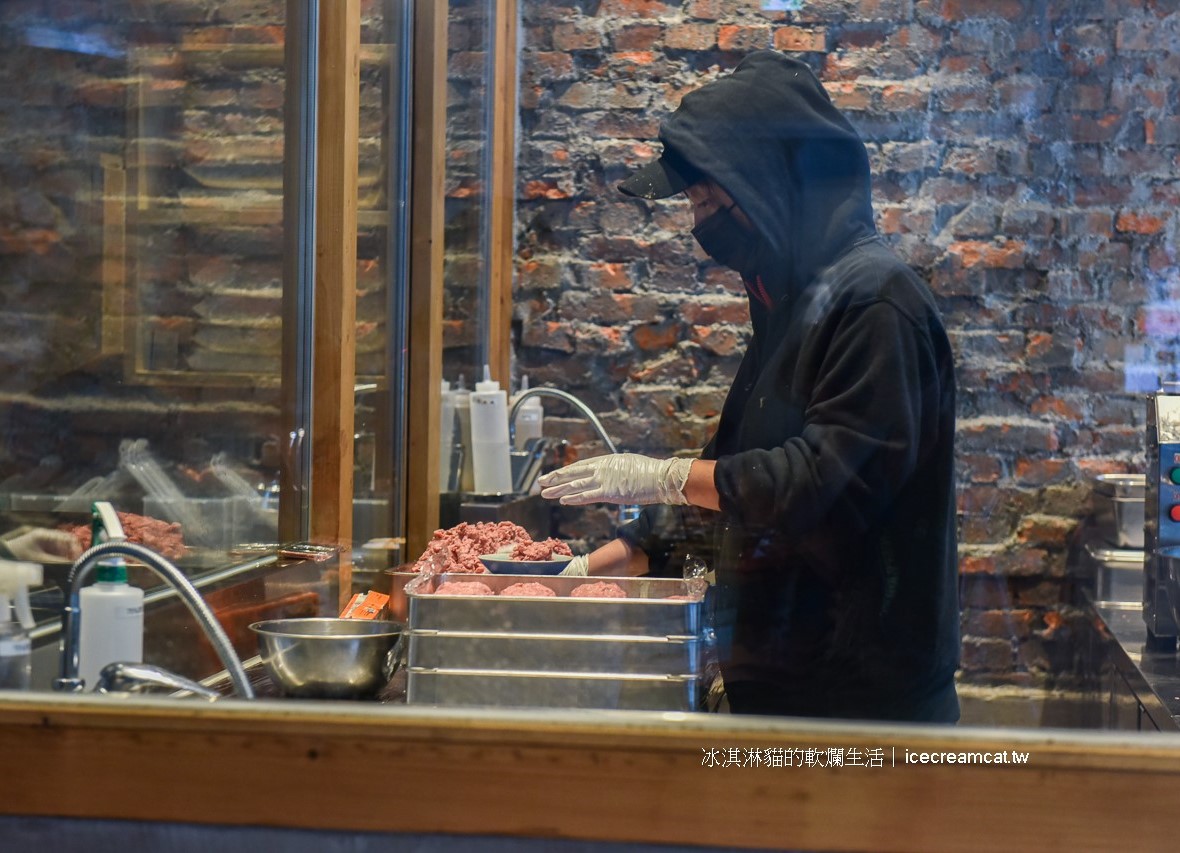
[{"left": 744, "top": 274, "right": 774, "bottom": 310}]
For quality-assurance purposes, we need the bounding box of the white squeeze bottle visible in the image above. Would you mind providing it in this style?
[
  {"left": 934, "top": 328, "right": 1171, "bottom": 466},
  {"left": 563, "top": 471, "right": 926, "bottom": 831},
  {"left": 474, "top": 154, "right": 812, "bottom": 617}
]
[
  {"left": 78, "top": 559, "right": 144, "bottom": 689},
  {"left": 452, "top": 375, "right": 475, "bottom": 493},
  {"left": 470, "top": 364, "right": 513, "bottom": 494},
  {"left": 0, "top": 560, "right": 42, "bottom": 690},
  {"left": 512, "top": 375, "right": 544, "bottom": 451},
  {"left": 439, "top": 379, "right": 456, "bottom": 490}
]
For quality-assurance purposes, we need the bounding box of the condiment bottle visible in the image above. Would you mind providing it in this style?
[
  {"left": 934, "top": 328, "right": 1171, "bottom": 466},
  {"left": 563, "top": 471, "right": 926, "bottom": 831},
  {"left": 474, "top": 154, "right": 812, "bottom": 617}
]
[{"left": 470, "top": 364, "right": 513, "bottom": 495}]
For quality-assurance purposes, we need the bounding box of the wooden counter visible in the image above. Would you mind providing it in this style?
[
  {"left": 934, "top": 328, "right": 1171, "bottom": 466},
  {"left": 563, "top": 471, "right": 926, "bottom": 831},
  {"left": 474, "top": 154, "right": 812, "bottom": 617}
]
[{"left": 2, "top": 693, "right": 1180, "bottom": 852}]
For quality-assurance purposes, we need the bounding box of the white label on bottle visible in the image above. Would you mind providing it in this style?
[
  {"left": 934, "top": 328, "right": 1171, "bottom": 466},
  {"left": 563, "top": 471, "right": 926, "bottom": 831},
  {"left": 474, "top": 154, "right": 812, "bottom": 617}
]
[
  {"left": 0, "top": 637, "right": 30, "bottom": 657},
  {"left": 117, "top": 605, "right": 144, "bottom": 620}
]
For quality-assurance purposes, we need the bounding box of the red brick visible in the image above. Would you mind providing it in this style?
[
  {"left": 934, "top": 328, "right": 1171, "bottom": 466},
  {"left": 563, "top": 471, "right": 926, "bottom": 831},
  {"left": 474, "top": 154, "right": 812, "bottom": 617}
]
[
  {"left": 680, "top": 299, "right": 750, "bottom": 325},
  {"left": 613, "top": 24, "right": 662, "bottom": 51},
  {"left": 685, "top": 0, "right": 724, "bottom": 21},
  {"left": 553, "top": 24, "right": 604, "bottom": 51},
  {"left": 774, "top": 26, "right": 827, "bottom": 53},
  {"left": 1015, "top": 515, "right": 1076, "bottom": 549},
  {"left": 941, "top": 0, "right": 1027, "bottom": 21},
  {"left": 1115, "top": 210, "right": 1167, "bottom": 235},
  {"left": 718, "top": 25, "right": 771, "bottom": 52},
  {"left": 1013, "top": 458, "right": 1070, "bottom": 486},
  {"left": 600, "top": 0, "right": 673, "bottom": 16},
  {"left": 582, "top": 262, "right": 633, "bottom": 291},
  {"left": 948, "top": 239, "right": 1026, "bottom": 269},
  {"left": 689, "top": 324, "right": 743, "bottom": 356},
  {"left": 632, "top": 321, "right": 683, "bottom": 352},
  {"left": 825, "top": 81, "right": 872, "bottom": 111},
  {"left": 666, "top": 24, "right": 717, "bottom": 51}
]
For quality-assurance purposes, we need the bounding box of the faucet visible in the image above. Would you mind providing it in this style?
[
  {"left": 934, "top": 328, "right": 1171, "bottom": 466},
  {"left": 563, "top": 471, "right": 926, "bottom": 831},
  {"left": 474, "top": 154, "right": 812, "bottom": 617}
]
[
  {"left": 54, "top": 540, "right": 255, "bottom": 699},
  {"left": 508, "top": 387, "right": 640, "bottom": 526}
]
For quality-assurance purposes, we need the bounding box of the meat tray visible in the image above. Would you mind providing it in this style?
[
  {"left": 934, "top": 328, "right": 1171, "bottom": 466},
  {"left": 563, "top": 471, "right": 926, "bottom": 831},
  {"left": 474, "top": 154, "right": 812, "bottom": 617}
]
[
  {"left": 407, "top": 629, "right": 700, "bottom": 675},
  {"left": 402, "top": 572, "right": 706, "bottom": 711},
  {"left": 405, "top": 667, "right": 701, "bottom": 712},
  {"left": 404, "top": 572, "right": 702, "bottom": 636}
]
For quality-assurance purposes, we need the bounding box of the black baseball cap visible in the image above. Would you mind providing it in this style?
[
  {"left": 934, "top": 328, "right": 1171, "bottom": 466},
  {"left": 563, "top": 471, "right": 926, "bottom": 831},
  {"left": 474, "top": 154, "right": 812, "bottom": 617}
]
[{"left": 617, "top": 147, "right": 704, "bottom": 199}]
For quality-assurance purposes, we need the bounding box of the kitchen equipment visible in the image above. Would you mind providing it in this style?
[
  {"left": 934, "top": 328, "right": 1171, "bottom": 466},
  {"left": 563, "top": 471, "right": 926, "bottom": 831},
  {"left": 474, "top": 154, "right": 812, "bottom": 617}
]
[
  {"left": 478, "top": 552, "right": 572, "bottom": 575},
  {"left": 404, "top": 573, "right": 704, "bottom": 711},
  {"left": 406, "top": 573, "right": 702, "bottom": 636},
  {"left": 1144, "top": 383, "right": 1180, "bottom": 649},
  {"left": 249, "top": 617, "right": 402, "bottom": 699},
  {"left": 1093, "top": 474, "right": 1146, "bottom": 549}
]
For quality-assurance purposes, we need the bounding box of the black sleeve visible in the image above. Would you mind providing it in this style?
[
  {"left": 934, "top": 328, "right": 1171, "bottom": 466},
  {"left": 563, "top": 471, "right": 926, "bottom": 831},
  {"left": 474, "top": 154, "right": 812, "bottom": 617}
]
[
  {"left": 713, "top": 297, "right": 939, "bottom": 535},
  {"left": 618, "top": 505, "right": 715, "bottom": 577}
]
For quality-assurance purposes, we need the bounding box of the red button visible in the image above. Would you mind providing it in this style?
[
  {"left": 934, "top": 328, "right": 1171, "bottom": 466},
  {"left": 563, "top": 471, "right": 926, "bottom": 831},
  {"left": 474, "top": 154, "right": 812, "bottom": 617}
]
[{"left": 1170, "top": 505, "right": 1180, "bottom": 523}]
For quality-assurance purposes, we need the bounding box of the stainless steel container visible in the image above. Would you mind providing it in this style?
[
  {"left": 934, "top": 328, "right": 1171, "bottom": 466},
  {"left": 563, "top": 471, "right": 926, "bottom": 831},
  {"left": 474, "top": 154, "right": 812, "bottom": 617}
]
[
  {"left": 406, "top": 667, "right": 700, "bottom": 711},
  {"left": 408, "top": 629, "right": 700, "bottom": 674},
  {"left": 405, "top": 573, "right": 702, "bottom": 636},
  {"left": 403, "top": 573, "right": 705, "bottom": 711},
  {"left": 1093, "top": 473, "right": 1146, "bottom": 549}
]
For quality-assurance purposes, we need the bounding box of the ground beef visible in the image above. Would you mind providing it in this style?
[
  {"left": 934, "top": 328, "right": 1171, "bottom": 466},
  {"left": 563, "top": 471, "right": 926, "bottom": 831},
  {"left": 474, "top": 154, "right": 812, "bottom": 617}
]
[
  {"left": 509, "top": 538, "right": 574, "bottom": 561},
  {"left": 500, "top": 581, "right": 557, "bottom": 597},
  {"left": 569, "top": 581, "right": 627, "bottom": 599},
  {"left": 67, "top": 511, "right": 188, "bottom": 561},
  {"left": 434, "top": 580, "right": 495, "bottom": 596},
  {"left": 412, "top": 521, "right": 532, "bottom": 573}
]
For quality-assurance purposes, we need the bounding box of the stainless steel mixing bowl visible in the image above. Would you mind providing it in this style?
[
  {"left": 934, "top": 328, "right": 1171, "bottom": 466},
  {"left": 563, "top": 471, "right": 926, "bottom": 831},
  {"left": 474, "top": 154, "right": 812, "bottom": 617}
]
[{"left": 249, "top": 617, "right": 403, "bottom": 699}]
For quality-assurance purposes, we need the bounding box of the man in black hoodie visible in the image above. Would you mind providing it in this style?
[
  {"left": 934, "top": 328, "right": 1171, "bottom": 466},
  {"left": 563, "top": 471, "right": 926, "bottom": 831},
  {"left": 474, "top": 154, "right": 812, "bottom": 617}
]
[{"left": 538, "top": 51, "right": 960, "bottom": 723}]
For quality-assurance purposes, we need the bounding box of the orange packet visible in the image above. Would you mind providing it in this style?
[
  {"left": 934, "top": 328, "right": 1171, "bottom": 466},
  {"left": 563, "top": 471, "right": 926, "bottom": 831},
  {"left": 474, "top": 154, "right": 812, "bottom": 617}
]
[{"left": 340, "top": 590, "right": 390, "bottom": 620}]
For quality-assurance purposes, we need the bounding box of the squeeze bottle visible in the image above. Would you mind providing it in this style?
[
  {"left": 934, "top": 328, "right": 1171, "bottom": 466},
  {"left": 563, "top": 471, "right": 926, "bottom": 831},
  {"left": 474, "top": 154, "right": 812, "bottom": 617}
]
[
  {"left": 512, "top": 375, "right": 544, "bottom": 451},
  {"left": 470, "top": 365, "right": 513, "bottom": 494},
  {"left": 78, "top": 504, "right": 144, "bottom": 690},
  {"left": 452, "top": 376, "right": 475, "bottom": 493},
  {"left": 439, "top": 379, "right": 457, "bottom": 490},
  {"left": 0, "top": 560, "right": 42, "bottom": 690}
]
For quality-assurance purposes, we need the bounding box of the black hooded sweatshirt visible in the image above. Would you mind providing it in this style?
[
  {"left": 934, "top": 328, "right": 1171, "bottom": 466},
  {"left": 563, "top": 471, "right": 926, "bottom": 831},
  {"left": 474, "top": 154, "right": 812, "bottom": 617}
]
[{"left": 619, "top": 51, "right": 960, "bottom": 722}]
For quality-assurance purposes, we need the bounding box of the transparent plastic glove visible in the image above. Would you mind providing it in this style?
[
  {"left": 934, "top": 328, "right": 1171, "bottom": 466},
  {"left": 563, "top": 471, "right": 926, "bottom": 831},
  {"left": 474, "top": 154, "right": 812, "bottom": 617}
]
[
  {"left": 1, "top": 527, "right": 82, "bottom": 563},
  {"left": 559, "top": 555, "right": 589, "bottom": 577},
  {"left": 538, "top": 453, "right": 693, "bottom": 506}
]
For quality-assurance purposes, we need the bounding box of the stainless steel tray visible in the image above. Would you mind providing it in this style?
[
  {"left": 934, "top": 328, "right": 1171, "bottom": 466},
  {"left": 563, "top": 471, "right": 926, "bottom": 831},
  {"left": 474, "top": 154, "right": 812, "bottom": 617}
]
[
  {"left": 406, "top": 666, "right": 700, "bottom": 711},
  {"left": 407, "top": 629, "right": 700, "bottom": 675},
  {"left": 406, "top": 573, "right": 702, "bottom": 636}
]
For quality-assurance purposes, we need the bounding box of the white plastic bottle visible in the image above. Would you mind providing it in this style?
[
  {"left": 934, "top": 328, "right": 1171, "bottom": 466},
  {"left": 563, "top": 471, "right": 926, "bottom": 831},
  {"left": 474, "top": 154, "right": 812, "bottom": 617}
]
[
  {"left": 452, "top": 376, "right": 475, "bottom": 493},
  {"left": 470, "top": 364, "right": 513, "bottom": 494},
  {"left": 439, "top": 379, "right": 456, "bottom": 490},
  {"left": 0, "top": 560, "right": 42, "bottom": 690},
  {"left": 78, "top": 560, "right": 144, "bottom": 690},
  {"left": 512, "top": 375, "right": 544, "bottom": 451}
]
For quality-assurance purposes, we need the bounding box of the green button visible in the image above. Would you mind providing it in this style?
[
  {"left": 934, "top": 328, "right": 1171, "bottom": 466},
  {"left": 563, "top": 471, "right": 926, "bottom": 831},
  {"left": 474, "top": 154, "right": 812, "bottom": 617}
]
[{"left": 1171, "top": 468, "right": 1180, "bottom": 486}]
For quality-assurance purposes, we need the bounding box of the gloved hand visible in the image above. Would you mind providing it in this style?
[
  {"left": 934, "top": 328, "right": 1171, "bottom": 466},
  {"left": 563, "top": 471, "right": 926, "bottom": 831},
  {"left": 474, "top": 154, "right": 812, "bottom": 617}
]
[
  {"left": 0, "top": 527, "right": 82, "bottom": 563},
  {"left": 538, "top": 453, "right": 693, "bottom": 506},
  {"left": 559, "top": 555, "right": 590, "bottom": 577}
]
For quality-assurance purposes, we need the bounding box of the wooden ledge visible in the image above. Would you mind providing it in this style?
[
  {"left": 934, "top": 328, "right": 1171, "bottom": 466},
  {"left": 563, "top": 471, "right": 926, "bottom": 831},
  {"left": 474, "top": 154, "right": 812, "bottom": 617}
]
[{"left": 2, "top": 695, "right": 1180, "bottom": 851}]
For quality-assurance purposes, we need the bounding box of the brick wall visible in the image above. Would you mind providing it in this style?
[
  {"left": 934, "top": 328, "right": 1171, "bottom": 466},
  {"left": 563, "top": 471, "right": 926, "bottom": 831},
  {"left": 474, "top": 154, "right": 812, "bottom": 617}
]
[{"left": 513, "top": 0, "right": 1180, "bottom": 687}]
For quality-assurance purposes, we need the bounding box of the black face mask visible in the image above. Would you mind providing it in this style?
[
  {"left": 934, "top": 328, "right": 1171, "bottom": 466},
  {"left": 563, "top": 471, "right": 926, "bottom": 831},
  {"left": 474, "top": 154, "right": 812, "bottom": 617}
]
[{"left": 691, "top": 204, "right": 761, "bottom": 276}]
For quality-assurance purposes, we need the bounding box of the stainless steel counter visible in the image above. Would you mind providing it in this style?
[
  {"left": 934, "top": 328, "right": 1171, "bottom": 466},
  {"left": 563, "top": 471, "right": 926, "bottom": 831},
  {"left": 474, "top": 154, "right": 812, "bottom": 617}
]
[{"left": 1091, "top": 600, "right": 1180, "bottom": 731}]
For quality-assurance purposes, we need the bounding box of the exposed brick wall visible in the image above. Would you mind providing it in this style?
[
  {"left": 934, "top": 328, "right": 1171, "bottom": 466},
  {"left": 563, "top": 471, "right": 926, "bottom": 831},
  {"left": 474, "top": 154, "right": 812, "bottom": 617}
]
[{"left": 513, "top": 0, "right": 1180, "bottom": 687}]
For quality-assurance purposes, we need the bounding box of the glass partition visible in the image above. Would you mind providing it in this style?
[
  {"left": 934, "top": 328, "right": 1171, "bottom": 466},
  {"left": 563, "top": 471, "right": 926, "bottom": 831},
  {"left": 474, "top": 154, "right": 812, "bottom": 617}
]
[
  {"left": 3, "top": 0, "right": 1179, "bottom": 743},
  {"left": 0, "top": 8, "right": 293, "bottom": 547}
]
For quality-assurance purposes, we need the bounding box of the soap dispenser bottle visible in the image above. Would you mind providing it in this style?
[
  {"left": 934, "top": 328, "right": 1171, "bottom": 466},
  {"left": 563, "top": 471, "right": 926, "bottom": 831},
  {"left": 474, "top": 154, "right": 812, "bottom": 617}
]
[
  {"left": 0, "top": 560, "right": 43, "bottom": 690},
  {"left": 78, "top": 504, "right": 144, "bottom": 690}
]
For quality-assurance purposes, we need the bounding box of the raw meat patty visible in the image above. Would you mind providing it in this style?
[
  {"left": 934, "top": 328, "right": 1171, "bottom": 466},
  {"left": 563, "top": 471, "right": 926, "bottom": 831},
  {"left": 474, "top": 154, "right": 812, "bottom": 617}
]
[
  {"left": 434, "top": 580, "right": 495, "bottom": 596},
  {"left": 500, "top": 581, "right": 557, "bottom": 597},
  {"left": 570, "top": 581, "right": 627, "bottom": 599}
]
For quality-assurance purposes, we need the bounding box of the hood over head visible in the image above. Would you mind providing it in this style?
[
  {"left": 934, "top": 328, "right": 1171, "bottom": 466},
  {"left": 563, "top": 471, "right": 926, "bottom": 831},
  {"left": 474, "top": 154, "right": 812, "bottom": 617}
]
[{"left": 619, "top": 51, "right": 877, "bottom": 306}]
